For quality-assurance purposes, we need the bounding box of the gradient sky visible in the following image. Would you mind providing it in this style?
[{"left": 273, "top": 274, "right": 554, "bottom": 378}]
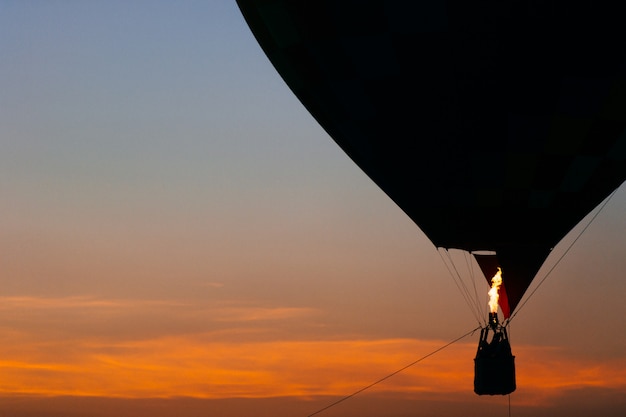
[{"left": 1, "top": 1, "right": 626, "bottom": 416}]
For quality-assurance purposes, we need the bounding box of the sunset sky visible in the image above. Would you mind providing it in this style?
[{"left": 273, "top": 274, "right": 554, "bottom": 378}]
[{"left": 1, "top": 1, "right": 626, "bottom": 416}]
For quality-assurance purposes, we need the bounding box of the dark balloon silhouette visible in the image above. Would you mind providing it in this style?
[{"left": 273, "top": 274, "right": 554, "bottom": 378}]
[{"left": 236, "top": 0, "right": 626, "bottom": 318}]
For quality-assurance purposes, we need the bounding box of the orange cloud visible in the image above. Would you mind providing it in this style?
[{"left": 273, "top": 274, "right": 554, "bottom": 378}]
[
  {"left": 0, "top": 334, "right": 624, "bottom": 402},
  {"left": 0, "top": 296, "right": 624, "bottom": 405},
  {"left": 0, "top": 295, "right": 183, "bottom": 310},
  {"left": 514, "top": 347, "right": 626, "bottom": 407}
]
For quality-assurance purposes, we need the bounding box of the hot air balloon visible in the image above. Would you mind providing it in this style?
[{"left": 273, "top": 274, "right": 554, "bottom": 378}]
[{"left": 236, "top": 0, "right": 626, "bottom": 395}]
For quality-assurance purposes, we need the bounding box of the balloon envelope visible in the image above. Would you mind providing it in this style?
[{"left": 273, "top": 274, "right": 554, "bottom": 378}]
[{"left": 236, "top": 0, "right": 626, "bottom": 314}]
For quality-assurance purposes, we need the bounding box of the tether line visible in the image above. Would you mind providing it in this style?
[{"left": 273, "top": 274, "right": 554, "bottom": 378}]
[
  {"left": 306, "top": 326, "right": 481, "bottom": 417},
  {"left": 509, "top": 393, "right": 512, "bottom": 417}
]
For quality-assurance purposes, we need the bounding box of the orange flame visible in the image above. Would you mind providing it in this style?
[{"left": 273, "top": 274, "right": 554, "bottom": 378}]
[{"left": 488, "top": 267, "right": 502, "bottom": 314}]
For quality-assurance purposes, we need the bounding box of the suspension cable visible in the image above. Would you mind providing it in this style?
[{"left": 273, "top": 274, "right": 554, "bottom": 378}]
[
  {"left": 509, "top": 189, "right": 618, "bottom": 322},
  {"left": 438, "top": 249, "right": 484, "bottom": 324},
  {"left": 438, "top": 249, "right": 478, "bottom": 321},
  {"left": 465, "top": 250, "right": 487, "bottom": 319},
  {"left": 306, "top": 326, "right": 481, "bottom": 417}
]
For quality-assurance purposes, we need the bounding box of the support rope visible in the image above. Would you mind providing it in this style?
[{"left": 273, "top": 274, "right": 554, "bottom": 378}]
[
  {"left": 306, "top": 326, "right": 481, "bottom": 417},
  {"left": 465, "top": 250, "right": 486, "bottom": 320},
  {"left": 509, "top": 393, "right": 512, "bottom": 417},
  {"left": 438, "top": 249, "right": 484, "bottom": 325},
  {"left": 509, "top": 189, "right": 617, "bottom": 322}
]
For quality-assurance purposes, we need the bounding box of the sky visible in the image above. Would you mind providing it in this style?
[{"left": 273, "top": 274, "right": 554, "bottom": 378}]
[{"left": 1, "top": 1, "right": 626, "bottom": 416}]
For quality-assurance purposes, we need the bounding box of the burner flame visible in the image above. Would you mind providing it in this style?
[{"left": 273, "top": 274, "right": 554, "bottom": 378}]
[{"left": 488, "top": 268, "right": 503, "bottom": 314}]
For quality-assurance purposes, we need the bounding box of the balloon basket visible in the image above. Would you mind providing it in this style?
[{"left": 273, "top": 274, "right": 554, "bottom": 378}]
[{"left": 474, "top": 318, "right": 516, "bottom": 395}]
